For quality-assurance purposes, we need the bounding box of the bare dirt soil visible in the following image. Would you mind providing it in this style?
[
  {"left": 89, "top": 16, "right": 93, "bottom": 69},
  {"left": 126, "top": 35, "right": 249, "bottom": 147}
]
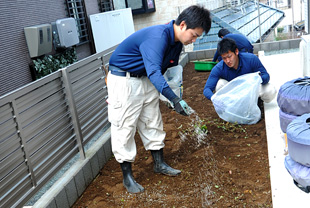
[{"left": 73, "top": 62, "right": 272, "bottom": 207}]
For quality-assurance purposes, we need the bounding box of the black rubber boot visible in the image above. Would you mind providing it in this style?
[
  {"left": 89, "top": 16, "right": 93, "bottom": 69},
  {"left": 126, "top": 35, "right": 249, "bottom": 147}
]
[
  {"left": 120, "top": 162, "right": 144, "bottom": 193},
  {"left": 150, "top": 149, "right": 181, "bottom": 176}
]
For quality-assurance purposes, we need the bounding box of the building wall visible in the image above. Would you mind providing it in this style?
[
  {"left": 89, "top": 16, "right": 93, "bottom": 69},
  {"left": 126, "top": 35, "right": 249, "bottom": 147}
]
[
  {"left": 0, "top": 0, "right": 226, "bottom": 96},
  {"left": 131, "top": 0, "right": 197, "bottom": 31},
  {"left": 80, "top": 0, "right": 101, "bottom": 58},
  {"left": 124, "top": 0, "right": 225, "bottom": 31},
  {"left": 119, "top": 0, "right": 224, "bottom": 51},
  {"left": 0, "top": 0, "right": 99, "bottom": 96}
]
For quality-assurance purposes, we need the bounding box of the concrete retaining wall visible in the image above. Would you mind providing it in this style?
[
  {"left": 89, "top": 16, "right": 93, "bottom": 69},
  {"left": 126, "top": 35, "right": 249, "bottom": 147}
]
[
  {"left": 32, "top": 130, "right": 112, "bottom": 208},
  {"left": 187, "top": 38, "right": 301, "bottom": 61}
]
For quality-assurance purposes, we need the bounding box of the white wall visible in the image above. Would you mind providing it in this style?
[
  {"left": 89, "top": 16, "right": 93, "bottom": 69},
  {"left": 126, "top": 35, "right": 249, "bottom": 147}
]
[
  {"left": 132, "top": 0, "right": 197, "bottom": 31},
  {"left": 112, "top": 0, "right": 225, "bottom": 31}
]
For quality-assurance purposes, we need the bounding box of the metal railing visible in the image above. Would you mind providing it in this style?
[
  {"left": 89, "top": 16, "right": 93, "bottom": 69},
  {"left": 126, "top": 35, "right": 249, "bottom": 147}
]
[{"left": 0, "top": 45, "right": 116, "bottom": 208}]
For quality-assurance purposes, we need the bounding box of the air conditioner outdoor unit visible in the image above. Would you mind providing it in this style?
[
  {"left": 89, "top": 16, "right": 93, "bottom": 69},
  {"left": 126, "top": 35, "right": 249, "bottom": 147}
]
[
  {"left": 24, "top": 24, "right": 52, "bottom": 58},
  {"left": 52, "top": 17, "right": 79, "bottom": 49}
]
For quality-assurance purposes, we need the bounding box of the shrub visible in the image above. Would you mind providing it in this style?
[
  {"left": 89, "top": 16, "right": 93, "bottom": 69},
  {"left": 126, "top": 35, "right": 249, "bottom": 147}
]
[{"left": 31, "top": 47, "right": 77, "bottom": 80}]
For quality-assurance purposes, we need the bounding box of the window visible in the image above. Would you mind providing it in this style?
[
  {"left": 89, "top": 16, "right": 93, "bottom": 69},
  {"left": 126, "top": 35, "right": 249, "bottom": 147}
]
[
  {"left": 125, "top": 0, "right": 156, "bottom": 15},
  {"left": 98, "top": 0, "right": 114, "bottom": 12},
  {"left": 65, "top": 0, "right": 89, "bottom": 44}
]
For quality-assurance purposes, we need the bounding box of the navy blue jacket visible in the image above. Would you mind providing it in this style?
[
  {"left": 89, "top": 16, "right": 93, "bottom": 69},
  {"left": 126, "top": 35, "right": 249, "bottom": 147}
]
[
  {"left": 212, "top": 33, "right": 254, "bottom": 62},
  {"left": 204, "top": 53, "right": 270, "bottom": 100},
  {"left": 109, "top": 20, "right": 183, "bottom": 101}
]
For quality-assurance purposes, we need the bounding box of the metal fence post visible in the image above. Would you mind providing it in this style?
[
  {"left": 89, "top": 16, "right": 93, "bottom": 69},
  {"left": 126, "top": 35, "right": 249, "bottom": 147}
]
[
  {"left": 11, "top": 100, "right": 37, "bottom": 187},
  {"left": 61, "top": 67, "right": 86, "bottom": 159}
]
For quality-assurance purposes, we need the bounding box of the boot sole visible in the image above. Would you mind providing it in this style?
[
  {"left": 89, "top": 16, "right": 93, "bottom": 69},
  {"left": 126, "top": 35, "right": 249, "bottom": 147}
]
[{"left": 154, "top": 170, "right": 181, "bottom": 176}]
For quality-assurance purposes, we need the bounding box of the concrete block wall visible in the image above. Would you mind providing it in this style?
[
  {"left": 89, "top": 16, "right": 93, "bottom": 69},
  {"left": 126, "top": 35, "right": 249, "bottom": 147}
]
[
  {"left": 187, "top": 39, "right": 302, "bottom": 61},
  {"left": 187, "top": 48, "right": 217, "bottom": 61},
  {"left": 253, "top": 39, "right": 301, "bottom": 55},
  {"left": 179, "top": 52, "right": 189, "bottom": 67},
  {"left": 32, "top": 129, "right": 112, "bottom": 208}
]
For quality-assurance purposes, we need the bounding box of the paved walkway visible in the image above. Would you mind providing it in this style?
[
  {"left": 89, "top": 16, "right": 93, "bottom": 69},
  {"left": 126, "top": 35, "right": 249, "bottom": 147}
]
[{"left": 259, "top": 50, "right": 310, "bottom": 207}]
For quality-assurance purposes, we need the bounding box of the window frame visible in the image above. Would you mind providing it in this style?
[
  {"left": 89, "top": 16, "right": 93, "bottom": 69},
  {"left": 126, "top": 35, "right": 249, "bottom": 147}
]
[
  {"left": 125, "top": 0, "right": 156, "bottom": 15},
  {"left": 98, "top": 0, "right": 114, "bottom": 12},
  {"left": 65, "top": 0, "right": 89, "bottom": 45}
]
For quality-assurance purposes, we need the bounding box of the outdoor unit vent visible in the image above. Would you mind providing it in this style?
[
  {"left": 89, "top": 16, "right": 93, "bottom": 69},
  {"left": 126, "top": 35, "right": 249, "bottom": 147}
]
[
  {"left": 52, "top": 17, "right": 79, "bottom": 49},
  {"left": 24, "top": 24, "right": 52, "bottom": 58},
  {"left": 300, "top": 34, "right": 310, "bottom": 76}
]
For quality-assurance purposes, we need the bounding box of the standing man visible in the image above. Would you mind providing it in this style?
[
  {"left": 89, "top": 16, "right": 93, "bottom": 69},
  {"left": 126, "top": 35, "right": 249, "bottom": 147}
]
[
  {"left": 107, "top": 5, "right": 211, "bottom": 193},
  {"left": 212, "top": 28, "right": 254, "bottom": 62},
  {"left": 204, "top": 38, "right": 276, "bottom": 103}
]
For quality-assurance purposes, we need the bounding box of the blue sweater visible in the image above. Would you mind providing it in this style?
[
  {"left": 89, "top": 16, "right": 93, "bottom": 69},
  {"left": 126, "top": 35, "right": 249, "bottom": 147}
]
[
  {"left": 203, "top": 53, "right": 270, "bottom": 100},
  {"left": 212, "top": 33, "right": 254, "bottom": 62},
  {"left": 109, "top": 20, "right": 183, "bottom": 101}
]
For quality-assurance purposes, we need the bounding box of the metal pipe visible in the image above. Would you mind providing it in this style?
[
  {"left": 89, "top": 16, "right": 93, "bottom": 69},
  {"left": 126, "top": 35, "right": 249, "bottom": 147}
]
[
  {"left": 257, "top": 0, "right": 262, "bottom": 43},
  {"left": 292, "top": 0, "right": 295, "bottom": 38}
]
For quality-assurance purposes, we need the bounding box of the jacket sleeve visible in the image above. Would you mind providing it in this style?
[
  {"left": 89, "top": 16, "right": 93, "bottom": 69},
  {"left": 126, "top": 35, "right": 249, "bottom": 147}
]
[
  {"left": 203, "top": 65, "right": 221, "bottom": 100},
  {"left": 252, "top": 56, "right": 270, "bottom": 85},
  {"left": 212, "top": 50, "right": 219, "bottom": 62},
  {"left": 140, "top": 37, "right": 179, "bottom": 101}
]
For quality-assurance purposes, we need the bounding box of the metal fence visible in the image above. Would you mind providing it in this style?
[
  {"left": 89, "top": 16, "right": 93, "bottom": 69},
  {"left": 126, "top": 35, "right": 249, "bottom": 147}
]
[{"left": 0, "top": 46, "right": 116, "bottom": 208}]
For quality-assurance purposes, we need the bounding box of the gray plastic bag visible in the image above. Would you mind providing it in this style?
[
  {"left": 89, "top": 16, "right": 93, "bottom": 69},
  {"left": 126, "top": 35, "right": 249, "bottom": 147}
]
[
  {"left": 284, "top": 155, "right": 310, "bottom": 193},
  {"left": 159, "top": 65, "right": 183, "bottom": 107},
  {"left": 211, "top": 72, "right": 262, "bottom": 124}
]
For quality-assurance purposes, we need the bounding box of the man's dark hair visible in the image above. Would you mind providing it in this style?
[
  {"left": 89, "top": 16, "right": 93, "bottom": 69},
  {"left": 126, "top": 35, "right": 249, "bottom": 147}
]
[
  {"left": 217, "top": 38, "right": 238, "bottom": 56},
  {"left": 175, "top": 5, "right": 212, "bottom": 34},
  {"left": 218, "top": 28, "right": 230, "bottom": 38}
]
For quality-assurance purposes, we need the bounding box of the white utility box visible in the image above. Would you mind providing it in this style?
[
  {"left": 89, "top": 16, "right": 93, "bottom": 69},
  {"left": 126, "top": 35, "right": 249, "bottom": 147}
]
[
  {"left": 89, "top": 8, "right": 135, "bottom": 53},
  {"left": 24, "top": 24, "right": 52, "bottom": 58},
  {"left": 52, "top": 17, "right": 79, "bottom": 49}
]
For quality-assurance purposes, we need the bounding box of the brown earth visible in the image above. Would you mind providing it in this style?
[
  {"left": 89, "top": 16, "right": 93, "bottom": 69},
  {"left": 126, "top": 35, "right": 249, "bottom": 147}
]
[{"left": 73, "top": 62, "right": 272, "bottom": 207}]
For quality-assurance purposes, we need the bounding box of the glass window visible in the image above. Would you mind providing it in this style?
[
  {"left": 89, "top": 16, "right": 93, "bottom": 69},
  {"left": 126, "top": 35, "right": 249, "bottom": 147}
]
[
  {"left": 125, "top": 0, "right": 156, "bottom": 15},
  {"left": 98, "top": 0, "right": 114, "bottom": 12}
]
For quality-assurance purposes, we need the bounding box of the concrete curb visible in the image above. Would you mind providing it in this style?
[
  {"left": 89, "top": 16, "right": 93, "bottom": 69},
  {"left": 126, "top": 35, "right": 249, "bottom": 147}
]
[{"left": 32, "top": 129, "right": 112, "bottom": 208}]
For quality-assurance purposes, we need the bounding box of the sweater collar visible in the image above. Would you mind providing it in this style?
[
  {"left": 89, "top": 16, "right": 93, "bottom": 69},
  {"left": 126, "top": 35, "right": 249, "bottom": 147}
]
[{"left": 167, "top": 20, "right": 176, "bottom": 46}]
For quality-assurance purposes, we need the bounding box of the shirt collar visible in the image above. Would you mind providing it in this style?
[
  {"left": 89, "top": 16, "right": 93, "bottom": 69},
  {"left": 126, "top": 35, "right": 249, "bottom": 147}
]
[
  {"left": 167, "top": 20, "right": 176, "bottom": 46},
  {"left": 236, "top": 53, "right": 243, "bottom": 71}
]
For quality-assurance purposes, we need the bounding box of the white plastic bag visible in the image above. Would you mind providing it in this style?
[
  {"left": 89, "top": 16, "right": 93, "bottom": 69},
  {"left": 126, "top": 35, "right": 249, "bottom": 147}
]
[
  {"left": 159, "top": 65, "right": 183, "bottom": 107},
  {"left": 211, "top": 72, "right": 262, "bottom": 124}
]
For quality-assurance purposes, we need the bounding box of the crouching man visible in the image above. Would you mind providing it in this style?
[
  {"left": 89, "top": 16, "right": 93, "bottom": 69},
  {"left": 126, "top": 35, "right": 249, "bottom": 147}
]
[{"left": 203, "top": 38, "right": 276, "bottom": 103}]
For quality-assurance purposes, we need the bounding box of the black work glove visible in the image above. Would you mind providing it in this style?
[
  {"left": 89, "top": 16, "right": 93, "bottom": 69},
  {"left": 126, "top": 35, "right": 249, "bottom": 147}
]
[{"left": 172, "top": 97, "right": 190, "bottom": 116}]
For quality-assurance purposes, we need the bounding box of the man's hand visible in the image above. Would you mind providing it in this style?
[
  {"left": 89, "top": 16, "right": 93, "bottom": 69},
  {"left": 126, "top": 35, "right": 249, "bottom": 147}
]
[{"left": 172, "top": 97, "right": 190, "bottom": 116}]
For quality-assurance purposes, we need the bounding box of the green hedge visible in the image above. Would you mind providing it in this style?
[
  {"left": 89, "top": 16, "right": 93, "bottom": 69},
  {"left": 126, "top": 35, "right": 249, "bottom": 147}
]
[{"left": 31, "top": 48, "right": 77, "bottom": 80}]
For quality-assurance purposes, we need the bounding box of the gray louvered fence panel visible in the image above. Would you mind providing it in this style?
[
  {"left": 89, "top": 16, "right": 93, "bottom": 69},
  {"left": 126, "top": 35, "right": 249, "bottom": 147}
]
[
  {"left": 13, "top": 71, "right": 78, "bottom": 186},
  {"left": 67, "top": 53, "right": 109, "bottom": 145},
  {"left": 0, "top": 100, "right": 32, "bottom": 208},
  {"left": 0, "top": 47, "right": 112, "bottom": 208}
]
